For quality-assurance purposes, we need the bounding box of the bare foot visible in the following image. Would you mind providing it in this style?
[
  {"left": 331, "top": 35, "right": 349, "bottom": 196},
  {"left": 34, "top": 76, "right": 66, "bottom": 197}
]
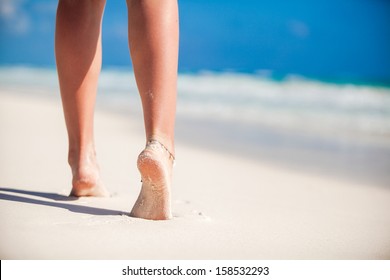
[
  {"left": 69, "top": 153, "right": 109, "bottom": 197},
  {"left": 130, "top": 139, "right": 174, "bottom": 220}
]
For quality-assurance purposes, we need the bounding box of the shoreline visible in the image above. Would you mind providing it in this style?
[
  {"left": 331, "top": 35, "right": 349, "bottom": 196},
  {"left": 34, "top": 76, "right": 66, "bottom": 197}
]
[{"left": 2, "top": 65, "right": 390, "bottom": 89}]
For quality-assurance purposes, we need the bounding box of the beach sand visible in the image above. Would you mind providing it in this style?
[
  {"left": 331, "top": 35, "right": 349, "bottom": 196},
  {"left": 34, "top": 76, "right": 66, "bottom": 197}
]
[{"left": 1, "top": 90, "right": 390, "bottom": 259}]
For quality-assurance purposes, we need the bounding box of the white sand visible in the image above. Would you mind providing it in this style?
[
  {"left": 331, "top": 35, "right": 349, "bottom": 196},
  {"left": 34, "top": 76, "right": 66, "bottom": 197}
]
[{"left": 1, "top": 91, "right": 390, "bottom": 259}]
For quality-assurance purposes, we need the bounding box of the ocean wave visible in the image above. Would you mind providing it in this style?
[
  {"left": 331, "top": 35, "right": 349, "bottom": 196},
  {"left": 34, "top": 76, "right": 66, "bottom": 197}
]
[
  {"left": 1, "top": 66, "right": 390, "bottom": 139},
  {"left": 177, "top": 72, "right": 390, "bottom": 138}
]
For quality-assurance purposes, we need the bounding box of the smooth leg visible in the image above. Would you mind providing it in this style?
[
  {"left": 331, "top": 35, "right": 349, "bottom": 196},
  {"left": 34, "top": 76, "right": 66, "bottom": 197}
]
[
  {"left": 55, "top": 0, "right": 109, "bottom": 197},
  {"left": 127, "top": 0, "right": 179, "bottom": 220}
]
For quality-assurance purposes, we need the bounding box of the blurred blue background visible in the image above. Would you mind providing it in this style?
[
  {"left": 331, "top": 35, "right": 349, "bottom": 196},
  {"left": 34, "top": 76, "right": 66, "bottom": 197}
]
[{"left": 0, "top": 0, "right": 389, "bottom": 85}]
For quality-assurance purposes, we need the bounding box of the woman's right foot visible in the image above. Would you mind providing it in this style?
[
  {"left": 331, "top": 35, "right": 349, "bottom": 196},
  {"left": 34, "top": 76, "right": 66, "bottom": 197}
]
[{"left": 130, "top": 140, "right": 174, "bottom": 220}]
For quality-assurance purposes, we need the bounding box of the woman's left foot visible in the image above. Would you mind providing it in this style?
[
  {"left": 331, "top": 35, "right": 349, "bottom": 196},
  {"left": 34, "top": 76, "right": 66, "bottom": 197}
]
[{"left": 69, "top": 152, "right": 110, "bottom": 198}]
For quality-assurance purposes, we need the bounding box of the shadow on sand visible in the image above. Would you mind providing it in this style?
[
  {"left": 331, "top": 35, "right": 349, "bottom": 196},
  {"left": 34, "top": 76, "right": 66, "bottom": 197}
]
[{"left": 0, "top": 187, "right": 127, "bottom": 216}]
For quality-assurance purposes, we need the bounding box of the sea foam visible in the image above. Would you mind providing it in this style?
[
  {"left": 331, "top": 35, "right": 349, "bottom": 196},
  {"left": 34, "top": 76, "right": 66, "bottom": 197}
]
[
  {"left": 1, "top": 66, "right": 390, "bottom": 141},
  {"left": 176, "top": 72, "right": 390, "bottom": 140}
]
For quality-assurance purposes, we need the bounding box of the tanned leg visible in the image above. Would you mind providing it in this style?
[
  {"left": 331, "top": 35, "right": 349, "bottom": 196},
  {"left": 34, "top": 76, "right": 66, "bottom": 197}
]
[
  {"left": 126, "top": 0, "right": 179, "bottom": 220},
  {"left": 55, "top": 0, "right": 109, "bottom": 197}
]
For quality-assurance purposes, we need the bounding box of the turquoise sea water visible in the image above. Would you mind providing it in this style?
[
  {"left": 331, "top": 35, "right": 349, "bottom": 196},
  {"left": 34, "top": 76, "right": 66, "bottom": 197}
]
[
  {"left": 2, "top": 66, "right": 390, "bottom": 140},
  {"left": 2, "top": 67, "right": 389, "bottom": 141}
]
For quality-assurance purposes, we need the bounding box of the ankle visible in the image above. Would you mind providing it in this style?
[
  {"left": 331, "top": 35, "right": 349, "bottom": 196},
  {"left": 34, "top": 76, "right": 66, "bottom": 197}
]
[
  {"left": 147, "top": 134, "right": 175, "bottom": 158},
  {"left": 68, "top": 147, "right": 97, "bottom": 169},
  {"left": 144, "top": 139, "right": 175, "bottom": 164},
  {"left": 69, "top": 153, "right": 100, "bottom": 184}
]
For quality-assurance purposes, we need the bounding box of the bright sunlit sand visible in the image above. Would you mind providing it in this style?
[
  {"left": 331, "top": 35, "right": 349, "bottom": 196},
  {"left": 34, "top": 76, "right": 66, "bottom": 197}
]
[{"left": 1, "top": 80, "right": 390, "bottom": 259}]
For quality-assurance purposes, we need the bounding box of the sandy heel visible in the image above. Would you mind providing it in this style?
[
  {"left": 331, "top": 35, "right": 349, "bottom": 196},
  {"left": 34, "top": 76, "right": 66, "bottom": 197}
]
[{"left": 130, "top": 139, "right": 175, "bottom": 220}]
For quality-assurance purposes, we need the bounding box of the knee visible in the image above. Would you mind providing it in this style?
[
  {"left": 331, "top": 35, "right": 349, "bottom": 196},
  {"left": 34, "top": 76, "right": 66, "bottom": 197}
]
[
  {"left": 58, "top": 0, "right": 106, "bottom": 11},
  {"left": 57, "top": 0, "right": 106, "bottom": 23}
]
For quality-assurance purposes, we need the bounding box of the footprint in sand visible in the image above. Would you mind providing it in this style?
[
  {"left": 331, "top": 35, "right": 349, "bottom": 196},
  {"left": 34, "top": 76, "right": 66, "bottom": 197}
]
[{"left": 172, "top": 199, "right": 211, "bottom": 221}]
